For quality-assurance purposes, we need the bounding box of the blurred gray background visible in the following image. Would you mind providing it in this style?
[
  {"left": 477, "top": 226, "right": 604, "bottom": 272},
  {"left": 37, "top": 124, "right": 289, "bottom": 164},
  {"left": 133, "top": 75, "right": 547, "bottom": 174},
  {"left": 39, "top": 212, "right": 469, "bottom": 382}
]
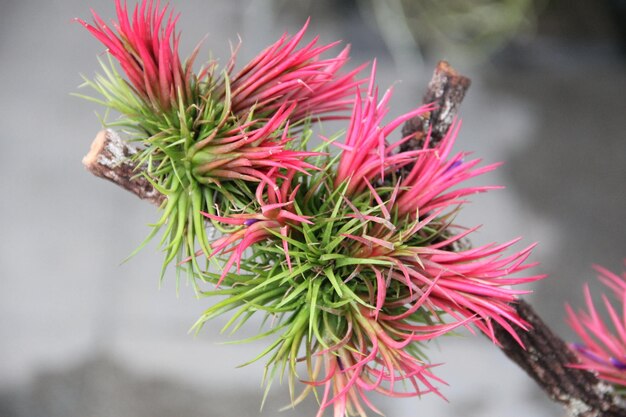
[{"left": 1, "top": 0, "right": 625, "bottom": 416}]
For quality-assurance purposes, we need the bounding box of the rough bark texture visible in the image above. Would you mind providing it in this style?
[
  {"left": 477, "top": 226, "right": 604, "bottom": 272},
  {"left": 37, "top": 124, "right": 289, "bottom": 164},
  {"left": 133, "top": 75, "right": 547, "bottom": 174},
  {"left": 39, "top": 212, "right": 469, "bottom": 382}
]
[
  {"left": 82, "top": 61, "right": 626, "bottom": 416},
  {"left": 82, "top": 129, "right": 165, "bottom": 206},
  {"left": 402, "top": 61, "right": 626, "bottom": 417},
  {"left": 400, "top": 60, "right": 471, "bottom": 150},
  {"left": 493, "top": 301, "right": 626, "bottom": 417}
]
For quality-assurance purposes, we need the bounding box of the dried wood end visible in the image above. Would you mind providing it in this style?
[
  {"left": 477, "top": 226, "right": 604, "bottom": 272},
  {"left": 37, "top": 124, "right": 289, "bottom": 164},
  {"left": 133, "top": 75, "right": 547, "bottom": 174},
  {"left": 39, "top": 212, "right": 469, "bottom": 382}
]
[{"left": 83, "top": 129, "right": 165, "bottom": 206}]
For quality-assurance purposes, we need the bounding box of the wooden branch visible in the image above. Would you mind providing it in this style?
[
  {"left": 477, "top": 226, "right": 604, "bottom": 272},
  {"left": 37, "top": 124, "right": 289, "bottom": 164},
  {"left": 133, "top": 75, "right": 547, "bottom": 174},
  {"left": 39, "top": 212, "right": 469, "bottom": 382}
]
[
  {"left": 82, "top": 129, "right": 165, "bottom": 206},
  {"left": 401, "top": 61, "right": 626, "bottom": 417},
  {"left": 82, "top": 61, "right": 626, "bottom": 416},
  {"left": 400, "top": 60, "right": 471, "bottom": 150},
  {"left": 494, "top": 301, "right": 626, "bottom": 417}
]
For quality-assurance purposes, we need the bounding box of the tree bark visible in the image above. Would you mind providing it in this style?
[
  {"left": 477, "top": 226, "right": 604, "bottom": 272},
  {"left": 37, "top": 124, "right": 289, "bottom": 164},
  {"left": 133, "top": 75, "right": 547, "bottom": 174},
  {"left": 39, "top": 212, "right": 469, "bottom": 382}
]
[
  {"left": 400, "top": 60, "right": 471, "bottom": 150},
  {"left": 82, "top": 129, "right": 165, "bottom": 206},
  {"left": 494, "top": 301, "right": 625, "bottom": 417},
  {"left": 401, "top": 60, "right": 625, "bottom": 417},
  {"left": 81, "top": 61, "right": 626, "bottom": 417}
]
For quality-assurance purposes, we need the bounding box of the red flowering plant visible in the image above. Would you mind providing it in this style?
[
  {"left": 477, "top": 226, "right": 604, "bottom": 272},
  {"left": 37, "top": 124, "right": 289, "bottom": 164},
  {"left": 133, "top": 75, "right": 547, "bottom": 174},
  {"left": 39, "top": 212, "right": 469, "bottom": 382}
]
[
  {"left": 567, "top": 262, "right": 626, "bottom": 392},
  {"left": 78, "top": 2, "right": 545, "bottom": 416}
]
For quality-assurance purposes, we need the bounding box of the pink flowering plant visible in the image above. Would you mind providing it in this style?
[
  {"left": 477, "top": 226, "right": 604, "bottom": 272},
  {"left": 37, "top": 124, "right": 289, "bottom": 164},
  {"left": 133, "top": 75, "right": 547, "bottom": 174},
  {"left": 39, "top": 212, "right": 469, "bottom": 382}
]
[
  {"left": 77, "top": 1, "right": 361, "bottom": 283},
  {"left": 567, "top": 262, "right": 626, "bottom": 392},
  {"left": 77, "top": 1, "right": 545, "bottom": 415}
]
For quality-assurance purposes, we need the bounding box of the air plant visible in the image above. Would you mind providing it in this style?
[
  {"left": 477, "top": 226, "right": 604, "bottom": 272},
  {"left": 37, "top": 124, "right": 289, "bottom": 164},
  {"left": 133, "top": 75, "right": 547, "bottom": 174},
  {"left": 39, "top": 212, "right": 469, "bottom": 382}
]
[
  {"left": 191, "top": 68, "right": 542, "bottom": 415},
  {"left": 567, "top": 262, "right": 626, "bottom": 391},
  {"left": 77, "top": 0, "right": 362, "bottom": 285},
  {"left": 78, "top": 2, "right": 544, "bottom": 416}
]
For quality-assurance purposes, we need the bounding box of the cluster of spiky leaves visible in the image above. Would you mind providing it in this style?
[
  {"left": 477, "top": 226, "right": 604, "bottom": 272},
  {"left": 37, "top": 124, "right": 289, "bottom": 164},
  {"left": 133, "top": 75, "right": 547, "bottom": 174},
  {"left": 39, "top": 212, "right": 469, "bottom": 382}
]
[
  {"left": 77, "top": 1, "right": 362, "bottom": 285},
  {"left": 191, "top": 71, "right": 543, "bottom": 414},
  {"left": 567, "top": 262, "right": 626, "bottom": 392},
  {"left": 78, "top": 2, "right": 543, "bottom": 416}
]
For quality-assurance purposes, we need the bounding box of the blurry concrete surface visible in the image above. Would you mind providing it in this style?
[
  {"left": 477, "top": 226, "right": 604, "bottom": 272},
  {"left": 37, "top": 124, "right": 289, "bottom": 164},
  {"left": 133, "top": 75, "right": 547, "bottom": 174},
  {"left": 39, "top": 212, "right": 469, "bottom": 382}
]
[{"left": 0, "top": 1, "right": 624, "bottom": 416}]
